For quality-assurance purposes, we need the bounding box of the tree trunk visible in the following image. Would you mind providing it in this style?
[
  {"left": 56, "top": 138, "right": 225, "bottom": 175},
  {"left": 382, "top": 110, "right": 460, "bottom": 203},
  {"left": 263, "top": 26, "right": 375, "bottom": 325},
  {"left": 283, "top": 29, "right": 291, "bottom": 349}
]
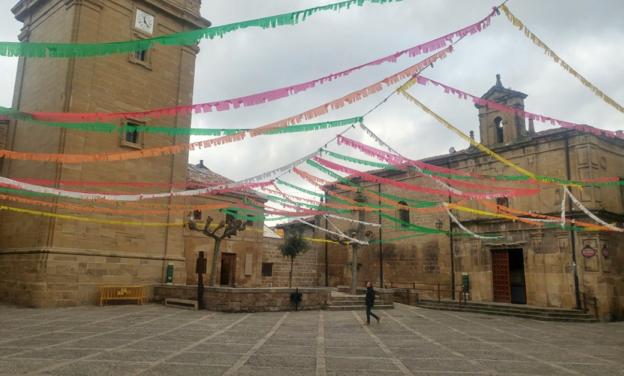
[
  {"left": 209, "top": 238, "right": 222, "bottom": 287},
  {"left": 289, "top": 256, "right": 294, "bottom": 288}
]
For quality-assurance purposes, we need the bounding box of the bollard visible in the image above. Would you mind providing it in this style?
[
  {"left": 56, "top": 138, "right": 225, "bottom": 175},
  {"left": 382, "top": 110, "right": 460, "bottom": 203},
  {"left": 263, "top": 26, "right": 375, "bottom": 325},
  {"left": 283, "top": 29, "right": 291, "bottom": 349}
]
[{"left": 196, "top": 252, "right": 207, "bottom": 309}]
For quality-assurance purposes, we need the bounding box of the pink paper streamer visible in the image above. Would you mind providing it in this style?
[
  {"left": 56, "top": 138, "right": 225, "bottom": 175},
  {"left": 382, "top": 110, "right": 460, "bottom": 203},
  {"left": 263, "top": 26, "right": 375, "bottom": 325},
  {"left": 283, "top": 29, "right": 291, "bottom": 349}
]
[
  {"left": 30, "top": 10, "right": 498, "bottom": 123},
  {"left": 415, "top": 75, "right": 620, "bottom": 140}
]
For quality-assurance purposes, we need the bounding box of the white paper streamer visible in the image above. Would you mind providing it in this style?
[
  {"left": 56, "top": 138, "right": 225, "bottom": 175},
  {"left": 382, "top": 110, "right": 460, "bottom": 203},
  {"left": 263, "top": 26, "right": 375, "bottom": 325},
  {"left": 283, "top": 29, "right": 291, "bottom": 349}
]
[
  {"left": 325, "top": 214, "right": 381, "bottom": 227},
  {"left": 0, "top": 147, "right": 325, "bottom": 202},
  {"left": 296, "top": 219, "right": 368, "bottom": 245},
  {"left": 564, "top": 186, "right": 623, "bottom": 232},
  {"left": 358, "top": 123, "right": 465, "bottom": 196},
  {"left": 445, "top": 204, "right": 502, "bottom": 240},
  {"left": 560, "top": 187, "right": 567, "bottom": 228}
]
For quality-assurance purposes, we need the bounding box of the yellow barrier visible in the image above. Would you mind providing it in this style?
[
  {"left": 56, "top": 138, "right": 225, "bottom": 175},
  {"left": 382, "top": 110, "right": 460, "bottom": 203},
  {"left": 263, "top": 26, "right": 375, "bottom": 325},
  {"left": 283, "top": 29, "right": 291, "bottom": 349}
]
[{"left": 98, "top": 285, "right": 147, "bottom": 306}]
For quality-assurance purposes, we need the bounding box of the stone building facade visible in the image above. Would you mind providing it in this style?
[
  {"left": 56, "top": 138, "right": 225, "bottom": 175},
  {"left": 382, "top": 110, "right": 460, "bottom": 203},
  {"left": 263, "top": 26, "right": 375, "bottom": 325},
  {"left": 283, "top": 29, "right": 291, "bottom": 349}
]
[
  {"left": 320, "top": 77, "right": 624, "bottom": 320},
  {"left": 0, "top": 0, "right": 210, "bottom": 307}
]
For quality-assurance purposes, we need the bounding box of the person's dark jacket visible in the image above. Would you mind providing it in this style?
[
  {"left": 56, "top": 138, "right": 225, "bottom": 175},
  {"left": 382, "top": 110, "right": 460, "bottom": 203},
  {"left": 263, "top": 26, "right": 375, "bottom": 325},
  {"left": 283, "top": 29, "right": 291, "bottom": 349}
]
[{"left": 365, "top": 287, "right": 375, "bottom": 307}]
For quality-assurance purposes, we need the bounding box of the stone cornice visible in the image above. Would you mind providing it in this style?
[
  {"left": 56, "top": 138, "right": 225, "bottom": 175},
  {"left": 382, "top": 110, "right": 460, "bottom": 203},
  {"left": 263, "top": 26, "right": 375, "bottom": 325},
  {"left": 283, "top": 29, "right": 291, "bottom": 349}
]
[{"left": 0, "top": 247, "right": 185, "bottom": 261}]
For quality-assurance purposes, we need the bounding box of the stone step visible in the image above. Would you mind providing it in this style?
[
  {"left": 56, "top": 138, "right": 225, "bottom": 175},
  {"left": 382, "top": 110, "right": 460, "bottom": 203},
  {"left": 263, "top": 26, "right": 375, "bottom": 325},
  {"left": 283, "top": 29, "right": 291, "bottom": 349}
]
[
  {"left": 327, "top": 300, "right": 364, "bottom": 306},
  {"left": 164, "top": 298, "right": 198, "bottom": 310},
  {"left": 420, "top": 299, "right": 585, "bottom": 314},
  {"left": 413, "top": 303, "right": 596, "bottom": 322},
  {"left": 326, "top": 304, "right": 394, "bottom": 311}
]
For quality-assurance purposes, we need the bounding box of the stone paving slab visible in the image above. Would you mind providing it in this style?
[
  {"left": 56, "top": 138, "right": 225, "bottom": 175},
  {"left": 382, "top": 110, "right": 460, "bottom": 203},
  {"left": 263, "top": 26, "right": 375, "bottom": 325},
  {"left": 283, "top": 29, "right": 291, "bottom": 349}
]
[{"left": 0, "top": 303, "right": 623, "bottom": 375}]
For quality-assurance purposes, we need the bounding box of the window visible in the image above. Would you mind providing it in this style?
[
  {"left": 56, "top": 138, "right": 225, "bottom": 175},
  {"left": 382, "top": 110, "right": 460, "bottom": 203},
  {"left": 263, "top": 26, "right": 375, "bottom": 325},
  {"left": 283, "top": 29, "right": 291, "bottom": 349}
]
[
  {"left": 125, "top": 125, "right": 139, "bottom": 144},
  {"left": 193, "top": 210, "right": 202, "bottom": 220},
  {"left": 398, "top": 201, "right": 410, "bottom": 227},
  {"left": 262, "top": 263, "right": 273, "bottom": 277},
  {"left": 121, "top": 120, "right": 144, "bottom": 149},
  {"left": 128, "top": 34, "right": 152, "bottom": 69},
  {"left": 494, "top": 117, "right": 504, "bottom": 143},
  {"left": 134, "top": 50, "right": 148, "bottom": 62},
  {"left": 246, "top": 215, "right": 254, "bottom": 227},
  {"left": 496, "top": 197, "right": 509, "bottom": 209},
  {"left": 226, "top": 210, "right": 237, "bottom": 224}
]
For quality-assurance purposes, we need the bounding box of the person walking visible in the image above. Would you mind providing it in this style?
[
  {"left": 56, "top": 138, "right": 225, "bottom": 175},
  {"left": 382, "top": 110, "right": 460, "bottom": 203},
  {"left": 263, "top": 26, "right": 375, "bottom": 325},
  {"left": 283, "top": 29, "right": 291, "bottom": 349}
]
[{"left": 365, "top": 281, "right": 380, "bottom": 325}]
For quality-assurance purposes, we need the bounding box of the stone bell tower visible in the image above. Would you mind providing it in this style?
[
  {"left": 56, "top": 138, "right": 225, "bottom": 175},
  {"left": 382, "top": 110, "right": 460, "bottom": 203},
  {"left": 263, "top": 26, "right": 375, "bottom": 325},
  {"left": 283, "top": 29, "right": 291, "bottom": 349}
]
[
  {"left": 476, "top": 74, "right": 529, "bottom": 146},
  {"left": 0, "top": 0, "right": 209, "bottom": 307}
]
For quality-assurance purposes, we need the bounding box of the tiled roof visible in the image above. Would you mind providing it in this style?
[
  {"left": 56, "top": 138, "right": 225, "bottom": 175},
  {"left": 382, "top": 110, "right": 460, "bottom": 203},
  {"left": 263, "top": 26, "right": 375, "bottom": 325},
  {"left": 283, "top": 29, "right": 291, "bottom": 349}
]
[{"left": 187, "top": 161, "right": 232, "bottom": 188}]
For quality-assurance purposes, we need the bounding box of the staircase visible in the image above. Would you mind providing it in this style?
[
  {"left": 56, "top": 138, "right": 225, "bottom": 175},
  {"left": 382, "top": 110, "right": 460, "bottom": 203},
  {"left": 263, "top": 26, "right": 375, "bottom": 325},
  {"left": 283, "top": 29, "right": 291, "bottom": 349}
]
[
  {"left": 414, "top": 299, "right": 597, "bottom": 322},
  {"left": 327, "top": 291, "right": 394, "bottom": 311}
]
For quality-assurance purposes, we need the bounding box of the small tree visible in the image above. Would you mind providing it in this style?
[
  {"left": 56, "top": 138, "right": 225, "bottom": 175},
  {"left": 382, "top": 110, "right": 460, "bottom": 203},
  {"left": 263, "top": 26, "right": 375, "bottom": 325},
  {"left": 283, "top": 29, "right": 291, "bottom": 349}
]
[
  {"left": 279, "top": 231, "right": 310, "bottom": 288},
  {"left": 187, "top": 213, "right": 246, "bottom": 286}
]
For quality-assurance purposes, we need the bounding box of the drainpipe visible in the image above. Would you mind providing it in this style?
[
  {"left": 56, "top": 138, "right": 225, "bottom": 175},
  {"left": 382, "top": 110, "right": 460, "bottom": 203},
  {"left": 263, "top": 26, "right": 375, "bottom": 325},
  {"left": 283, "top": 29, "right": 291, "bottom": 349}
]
[
  {"left": 447, "top": 160, "right": 456, "bottom": 300},
  {"left": 378, "top": 183, "right": 384, "bottom": 288},
  {"left": 324, "top": 196, "right": 329, "bottom": 287},
  {"left": 564, "top": 133, "right": 582, "bottom": 310}
]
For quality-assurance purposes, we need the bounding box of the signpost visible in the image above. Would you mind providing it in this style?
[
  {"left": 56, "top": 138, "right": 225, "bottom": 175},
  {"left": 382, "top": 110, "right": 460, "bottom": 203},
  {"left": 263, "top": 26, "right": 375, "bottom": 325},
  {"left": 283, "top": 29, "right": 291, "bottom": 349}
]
[{"left": 196, "top": 251, "right": 207, "bottom": 309}]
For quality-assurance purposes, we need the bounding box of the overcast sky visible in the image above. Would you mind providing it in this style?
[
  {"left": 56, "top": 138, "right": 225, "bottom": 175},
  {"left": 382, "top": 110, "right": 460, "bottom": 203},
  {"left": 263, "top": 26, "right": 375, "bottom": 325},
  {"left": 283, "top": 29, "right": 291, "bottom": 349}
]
[{"left": 0, "top": 0, "right": 622, "bottom": 186}]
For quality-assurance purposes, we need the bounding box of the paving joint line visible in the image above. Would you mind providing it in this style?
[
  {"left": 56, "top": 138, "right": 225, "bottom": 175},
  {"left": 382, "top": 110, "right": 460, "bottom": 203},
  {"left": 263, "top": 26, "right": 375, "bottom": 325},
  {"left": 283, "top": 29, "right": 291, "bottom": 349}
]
[
  {"left": 351, "top": 310, "right": 413, "bottom": 375},
  {"left": 0, "top": 312, "right": 162, "bottom": 352},
  {"left": 22, "top": 310, "right": 188, "bottom": 375},
  {"left": 133, "top": 313, "right": 251, "bottom": 375},
  {"left": 382, "top": 309, "right": 497, "bottom": 374},
  {"left": 404, "top": 306, "right": 582, "bottom": 375},
  {"left": 223, "top": 312, "right": 289, "bottom": 376},
  {"left": 488, "top": 314, "right": 619, "bottom": 366},
  {"left": 316, "top": 310, "right": 326, "bottom": 376}
]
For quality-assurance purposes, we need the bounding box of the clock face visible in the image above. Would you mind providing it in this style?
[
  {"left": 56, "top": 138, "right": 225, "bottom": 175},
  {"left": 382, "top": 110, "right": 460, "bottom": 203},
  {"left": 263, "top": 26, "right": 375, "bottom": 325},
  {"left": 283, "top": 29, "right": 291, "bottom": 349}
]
[{"left": 135, "top": 9, "right": 155, "bottom": 35}]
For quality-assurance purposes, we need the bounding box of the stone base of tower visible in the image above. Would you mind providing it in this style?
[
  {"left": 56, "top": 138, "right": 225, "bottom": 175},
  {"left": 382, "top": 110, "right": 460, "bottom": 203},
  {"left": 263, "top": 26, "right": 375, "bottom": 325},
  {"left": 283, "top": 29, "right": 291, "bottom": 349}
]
[{"left": 0, "top": 249, "right": 186, "bottom": 307}]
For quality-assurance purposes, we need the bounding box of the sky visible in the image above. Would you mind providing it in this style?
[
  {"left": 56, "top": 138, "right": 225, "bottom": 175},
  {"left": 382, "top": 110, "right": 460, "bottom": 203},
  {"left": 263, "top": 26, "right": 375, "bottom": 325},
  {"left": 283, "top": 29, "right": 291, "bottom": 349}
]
[{"left": 0, "top": 0, "right": 622, "bottom": 185}]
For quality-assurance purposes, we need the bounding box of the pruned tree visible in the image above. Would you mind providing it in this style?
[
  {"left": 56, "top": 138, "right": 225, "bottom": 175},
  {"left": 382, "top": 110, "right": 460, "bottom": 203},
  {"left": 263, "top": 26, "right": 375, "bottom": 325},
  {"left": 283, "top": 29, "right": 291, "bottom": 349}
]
[
  {"left": 279, "top": 231, "right": 310, "bottom": 288},
  {"left": 187, "top": 212, "right": 246, "bottom": 286}
]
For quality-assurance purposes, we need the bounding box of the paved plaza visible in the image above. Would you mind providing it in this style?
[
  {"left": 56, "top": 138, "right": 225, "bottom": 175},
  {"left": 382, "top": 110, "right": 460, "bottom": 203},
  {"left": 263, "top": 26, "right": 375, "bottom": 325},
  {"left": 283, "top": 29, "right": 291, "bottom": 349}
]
[{"left": 0, "top": 303, "right": 622, "bottom": 375}]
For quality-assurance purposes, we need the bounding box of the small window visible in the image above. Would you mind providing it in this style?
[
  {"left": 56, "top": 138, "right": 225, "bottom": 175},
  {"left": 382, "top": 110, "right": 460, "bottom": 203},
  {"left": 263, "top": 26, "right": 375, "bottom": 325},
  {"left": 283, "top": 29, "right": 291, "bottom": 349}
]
[
  {"left": 494, "top": 117, "right": 504, "bottom": 143},
  {"left": 226, "top": 210, "right": 237, "bottom": 224},
  {"left": 193, "top": 210, "right": 202, "bottom": 220},
  {"left": 121, "top": 120, "right": 144, "bottom": 149},
  {"left": 125, "top": 125, "right": 139, "bottom": 144},
  {"left": 398, "top": 201, "right": 410, "bottom": 227},
  {"left": 134, "top": 50, "right": 148, "bottom": 62},
  {"left": 496, "top": 197, "right": 509, "bottom": 209},
  {"left": 262, "top": 263, "right": 273, "bottom": 277},
  {"left": 246, "top": 215, "right": 254, "bottom": 227},
  {"left": 128, "top": 34, "right": 152, "bottom": 69}
]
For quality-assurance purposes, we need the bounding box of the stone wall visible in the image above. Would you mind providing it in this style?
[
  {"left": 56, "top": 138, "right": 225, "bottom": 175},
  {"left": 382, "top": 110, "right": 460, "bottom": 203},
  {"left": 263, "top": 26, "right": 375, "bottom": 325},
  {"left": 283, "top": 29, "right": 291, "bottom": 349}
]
[
  {"left": 154, "top": 285, "right": 331, "bottom": 312},
  {"left": 0, "top": 249, "right": 184, "bottom": 307},
  {"left": 0, "top": 0, "right": 210, "bottom": 307},
  {"left": 260, "top": 239, "right": 320, "bottom": 288}
]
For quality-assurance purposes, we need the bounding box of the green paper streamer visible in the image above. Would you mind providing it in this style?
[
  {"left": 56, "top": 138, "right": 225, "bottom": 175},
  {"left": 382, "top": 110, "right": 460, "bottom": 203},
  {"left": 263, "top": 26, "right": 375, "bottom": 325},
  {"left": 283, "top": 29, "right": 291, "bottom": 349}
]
[
  {"left": 0, "top": 0, "right": 402, "bottom": 58},
  {"left": 321, "top": 148, "right": 624, "bottom": 188},
  {"left": 305, "top": 158, "right": 439, "bottom": 208},
  {"left": 1, "top": 109, "right": 360, "bottom": 137}
]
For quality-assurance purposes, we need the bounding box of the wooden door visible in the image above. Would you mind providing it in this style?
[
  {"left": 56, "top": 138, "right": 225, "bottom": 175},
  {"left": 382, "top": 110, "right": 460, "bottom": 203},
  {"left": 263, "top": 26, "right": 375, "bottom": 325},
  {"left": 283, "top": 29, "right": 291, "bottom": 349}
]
[
  {"left": 491, "top": 250, "right": 511, "bottom": 303},
  {"left": 220, "top": 253, "right": 237, "bottom": 286}
]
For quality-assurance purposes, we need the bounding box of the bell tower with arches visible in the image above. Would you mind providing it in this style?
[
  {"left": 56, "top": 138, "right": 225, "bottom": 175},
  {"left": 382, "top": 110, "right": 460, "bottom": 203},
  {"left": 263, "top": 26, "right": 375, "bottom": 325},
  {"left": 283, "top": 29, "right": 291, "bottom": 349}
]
[{"left": 476, "top": 74, "right": 529, "bottom": 146}]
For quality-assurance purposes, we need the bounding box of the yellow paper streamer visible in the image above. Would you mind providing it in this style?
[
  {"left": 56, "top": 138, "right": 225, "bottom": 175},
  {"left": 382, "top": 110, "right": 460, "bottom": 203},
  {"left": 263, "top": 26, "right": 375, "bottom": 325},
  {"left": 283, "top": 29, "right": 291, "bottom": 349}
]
[
  {"left": 0, "top": 205, "right": 182, "bottom": 227},
  {"left": 398, "top": 89, "right": 538, "bottom": 180},
  {"left": 500, "top": 4, "right": 623, "bottom": 114}
]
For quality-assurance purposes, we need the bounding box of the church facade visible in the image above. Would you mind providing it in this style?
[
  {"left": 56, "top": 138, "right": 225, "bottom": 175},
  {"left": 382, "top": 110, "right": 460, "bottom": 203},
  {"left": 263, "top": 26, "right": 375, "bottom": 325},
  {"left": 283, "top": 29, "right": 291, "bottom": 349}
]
[{"left": 318, "top": 77, "right": 624, "bottom": 321}]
